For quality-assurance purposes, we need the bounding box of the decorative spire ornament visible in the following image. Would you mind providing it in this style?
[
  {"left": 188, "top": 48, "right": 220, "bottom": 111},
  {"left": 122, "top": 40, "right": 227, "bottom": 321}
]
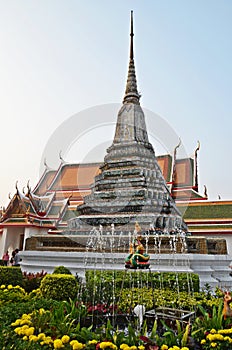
[{"left": 123, "top": 11, "right": 140, "bottom": 105}]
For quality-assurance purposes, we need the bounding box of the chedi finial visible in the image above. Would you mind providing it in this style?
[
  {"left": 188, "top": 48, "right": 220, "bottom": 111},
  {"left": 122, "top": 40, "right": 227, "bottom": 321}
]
[{"left": 123, "top": 11, "right": 140, "bottom": 105}]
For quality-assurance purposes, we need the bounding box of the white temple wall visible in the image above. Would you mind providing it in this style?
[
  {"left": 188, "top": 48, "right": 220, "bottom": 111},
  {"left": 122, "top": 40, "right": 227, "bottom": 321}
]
[
  {"left": 0, "top": 227, "right": 25, "bottom": 259},
  {"left": 0, "top": 228, "right": 8, "bottom": 258}
]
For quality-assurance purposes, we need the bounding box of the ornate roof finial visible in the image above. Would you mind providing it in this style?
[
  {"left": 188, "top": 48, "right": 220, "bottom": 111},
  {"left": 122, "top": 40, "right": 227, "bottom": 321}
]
[
  {"left": 59, "top": 150, "right": 65, "bottom": 163},
  {"left": 27, "top": 180, "right": 31, "bottom": 194},
  {"left": 195, "top": 140, "right": 200, "bottom": 154},
  {"left": 204, "top": 185, "right": 208, "bottom": 198},
  {"left": 123, "top": 11, "right": 140, "bottom": 105},
  {"left": 174, "top": 138, "right": 181, "bottom": 158},
  {"left": 130, "top": 10, "right": 134, "bottom": 61},
  {"left": 194, "top": 140, "right": 200, "bottom": 191},
  {"left": 44, "top": 158, "right": 49, "bottom": 170},
  {"left": 171, "top": 138, "right": 181, "bottom": 186}
]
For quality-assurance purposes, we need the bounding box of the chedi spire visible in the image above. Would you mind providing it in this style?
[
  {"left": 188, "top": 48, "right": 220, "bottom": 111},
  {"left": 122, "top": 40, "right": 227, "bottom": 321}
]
[{"left": 123, "top": 11, "right": 140, "bottom": 105}]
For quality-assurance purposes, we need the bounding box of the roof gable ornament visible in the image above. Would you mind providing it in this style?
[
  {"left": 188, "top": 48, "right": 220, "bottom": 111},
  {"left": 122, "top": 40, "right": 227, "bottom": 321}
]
[
  {"left": 44, "top": 158, "right": 51, "bottom": 171},
  {"left": 27, "top": 180, "right": 31, "bottom": 195},
  {"left": 171, "top": 138, "right": 181, "bottom": 186},
  {"left": 15, "top": 180, "right": 19, "bottom": 194},
  {"left": 123, "top": 11, "right": 140, "bottom": 105},
  {"left": 59, "top": 150, "right": 65, "bottom": 164},
  {"left": 194, "top": 140, "right": 200, "bottom": 191}
]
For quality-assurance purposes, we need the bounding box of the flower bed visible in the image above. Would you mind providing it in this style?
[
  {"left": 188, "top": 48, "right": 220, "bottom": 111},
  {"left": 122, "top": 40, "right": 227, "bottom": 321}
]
[{"left": 0, "top": 269, "right": 231, "bottom": 350}]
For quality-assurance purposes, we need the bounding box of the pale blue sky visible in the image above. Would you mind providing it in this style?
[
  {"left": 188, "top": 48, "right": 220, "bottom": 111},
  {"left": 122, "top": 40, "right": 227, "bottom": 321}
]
[{"left": 0, "top": 0, "right": 231, "bottom": 206}]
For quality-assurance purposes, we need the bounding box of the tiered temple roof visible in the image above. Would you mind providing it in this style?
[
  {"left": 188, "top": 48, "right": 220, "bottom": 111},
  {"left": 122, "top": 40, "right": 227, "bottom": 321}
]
[
  {"left": 0, "top": 183, "right": 71, "bottom": 229},
  {"left": 178, "top": 201, "right": 232, "bottom": 236}
]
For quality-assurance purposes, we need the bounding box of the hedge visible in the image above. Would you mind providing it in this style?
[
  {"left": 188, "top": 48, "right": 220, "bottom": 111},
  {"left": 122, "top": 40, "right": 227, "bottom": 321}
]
[
  {"left": 0, "top": 267, "right": 23, "bottom": 287},
  {"left": 40, "top": 274, "right": 78, "bottom": 300}
]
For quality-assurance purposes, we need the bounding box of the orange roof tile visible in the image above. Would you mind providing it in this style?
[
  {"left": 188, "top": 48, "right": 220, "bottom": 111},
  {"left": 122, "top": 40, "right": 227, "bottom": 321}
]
[
  {"left": 173, "top": 158, "right": 194, "bottom": 187},
  {"left": 157, "top": 154, "right": 173, "bottom": 182},
  {"left": 50, "top": 163, "right": 101, "bottom": 191}
]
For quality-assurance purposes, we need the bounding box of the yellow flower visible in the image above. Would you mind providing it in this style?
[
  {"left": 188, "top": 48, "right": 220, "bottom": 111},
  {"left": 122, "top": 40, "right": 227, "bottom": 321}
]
[
  {"left": 206, "top": 334, "right": 214, "bottom": 342},
  {"left": 70, "top": 340, "right": 77, "bottom": 345},
  {"left": 38, "top": 333, "right": 46, "bottom": 340},
  {"left": 130, "top": 347, "right": 137, "bottom": 350},
  {"left": 215, "top": 334, "right": 224, "bottom": 341},
  {"left": 219, "top": 328, "right": 232, "bottom": 335},
  {"left": 11, "top": 319, "right": 21, "bottom": 326},
  {"left": 100, "top": 342, "right": 115, "bottom": 349},
  {"left": 14, "top": 327, "right": 22, "bottom": 334},
  {"left": 29, "top": 335, "right": 38, "bottom": 342},
  {"left": 138, "top": 346, "right": 145, "bottom": 350},
  {"left": 120, "top": 345, "right": 129, "bottom": 350},
  {"left": 181, "top": 347, "right": 189, "bottom": 350},
  {"left": 61, "top": 335, "right": 70, "bottom": 344},
  {"left": 17, "top": 327, "right": 25, "bottom": 336},
  {"left": 210, "top": 343, "right": 217, "bottom": 348},
  {"left": 25, "top": 327, "right": 35, "bottom": 336},
  {"left": 1, "top": 285, "right": 5, "bottom": 289},
  {"left": 224, "top": 336, "right": 232, "bottom": 342},
  {"left": 20, "top": 319, "right": 31, "bottom": 325},
  {"left": 89, "top": 340, "right": 98, "bottom": 345},
  {"left": 54, "top": 338, "right": 64, "bottom": 349},
  {"left": 161, "top": 345, "right": 168, "bottom": 350},
  {"left": 173, "top": 347, "right": 180, "bottom": 350},
  {"left": 8, "top": 285, "right": 13, "bottom": 289},
  {"left": 42, "top": 336, "right": 53, "bottom": 345},
  {"left": 23, "top": 336, "right": 28, "bottom": 341},
  {"left": 70, "top": 340, "right": 85, "bottom": 350},
  {"left": 22, "top": 325, "right": 29, "bottom": 330}
]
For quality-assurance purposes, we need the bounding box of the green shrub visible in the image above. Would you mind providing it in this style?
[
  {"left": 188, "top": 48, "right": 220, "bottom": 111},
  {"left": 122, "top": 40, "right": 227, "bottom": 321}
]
[
  {"left": 52, "top": 265, "right": 72, "bottom": 275},
  {"left": 117, "top": 287, "right": 201, "bottom": 313},
  {"left": 151, "top": 271, "right": 200, "bottom": 292},
  {"left": 0, "top": 267, "right": 23, "bottom": 287},
  {"left": 84, "top": 270, "right": 199, "bottom": 304},
  {"left": 40, "top": 274, "right": 78, "bottom": 300}
]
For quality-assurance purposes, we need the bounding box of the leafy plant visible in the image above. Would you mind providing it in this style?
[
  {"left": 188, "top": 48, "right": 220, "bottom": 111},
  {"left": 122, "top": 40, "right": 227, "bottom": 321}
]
[
  {"left": 0, "top": 284, "right": 28, "bottom": 304},
  {"left": 191, "top": 301, "right": 230, "bottom": 343},
  {"left": 53, "top": 265, "right": 72, "bottom": 275},
  {"left": 40, "top": 273, "right": 78, "bottom": 301},
  {"left": 23, "top": 270, "right": 47, "bottom": 293},
  {"left": 0, "top": 266, "right": 23, "bottom": 286}
]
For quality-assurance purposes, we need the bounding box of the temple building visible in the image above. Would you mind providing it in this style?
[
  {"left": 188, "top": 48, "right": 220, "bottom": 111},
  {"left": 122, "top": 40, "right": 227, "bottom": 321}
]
[
  {"left": 0, "top": 12, "right": 232, "bottom": 262},
  {"left": 1, "top": 151, "right": 232, "bottom": 256}
]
